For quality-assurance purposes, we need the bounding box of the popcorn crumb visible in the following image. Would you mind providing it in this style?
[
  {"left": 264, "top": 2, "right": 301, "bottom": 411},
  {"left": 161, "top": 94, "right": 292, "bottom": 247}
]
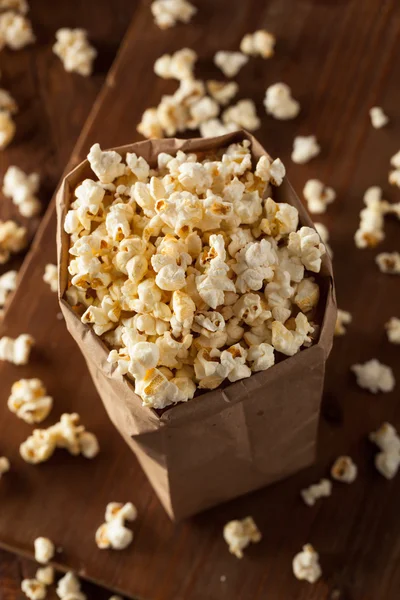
[
  {"left": 53, "top": 28, "right": 96, "bottom": 76},
  {"left": 351, "top": 359, "right": 395, "bottom": 394},
  {"left": 291, "top": 136, "right": 320, "bottom": 164},
  {"left": 0, "top": 333, "right": 34, "bottom": 365},
  {"left": 43, "top": 264, "right": 58, "bottom": 293},
  {"left": 223, "top": 516, "right": 261, "bottom": 558},
  {"left": 355, "top": 187, "right": 387, "bottom": 249},
  {"left": 214, "top": 51, "right": 248, "bottom": 78},
  {"left": 207, "top": 80, "right": 238, "bottom": 106},
  {"left": 264, "top": 83, "right": 300, "bottom": 120},
  {"left": 151, "top": 0, "right": 196, "bottom": 29},
  {"left": 0, "top": 10, "right": 34, "bottom": 49},
  {"left": 222, "top": 99, "right": 260, "bottom": 131},
  {"left": 389, "top": 150, "right": 400, "bottom": 188},
  {"left": 96, "top": 502, "right": 137, "bottom": 550},
  {"left": 0, "top": 219, "right": 27, "bottom": 263},
  {"left": 21, "top": 579, "right": 47, "bottom": 600},
  {"left": 331, "top": 456, "right": 357, "bottom": 483},
  {"left": 369, "top": 106, "right": 389, "bottom": 129},
  {"left": 292, "top": 544, "right": 321, "bottom": 583},
  {"left": 154, "top": 48, "right": 197, "bottom": 81},
  {"left": 375, "top": 252, "right": 400, "bottom": 274},
  {"left": 385, "top": 317, "right": 400, "bottom": 344},
  {"left": 8, "top": 378, "right": 53, "bottom": 424},
  {"left": 0, "top": 109, "right": 15, "bottom": 149},
  {"left": 0, "top": 455, "right": 10, "bottom": 478},
  {"left": 0, "top": 269, "right": 17, "bottom": 313},
  {"left": 36, "top": 567, "right": 54, "bottom": 587},
  {"left": 34, "top": 537, "right": 55, "bottom": 564},
  {"left": 301, "top": 478, "right": 332, "bottom": 506},
  {"left": 3, "top": 165, "right": 41, "bottom": 217},
  {"left": 369, "top": 422, "right": 400, "bottom": 479},
  {"left": 334, "top": 309, "right": 352, "bottom": 336},
  {"left": 56, "top": 571, "right": 86, "bottom": 600},
  {"left": 240, "top": 30, "right": 275, "bottom": 59},
  {"left": 303, "top": 179, "right": 335, "bottom": 214}
]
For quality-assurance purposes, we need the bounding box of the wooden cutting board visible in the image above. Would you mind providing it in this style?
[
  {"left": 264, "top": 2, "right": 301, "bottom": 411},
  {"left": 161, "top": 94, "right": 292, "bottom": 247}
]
[{"left": 1, "top": 1, "right": 400, "bottom": 599}]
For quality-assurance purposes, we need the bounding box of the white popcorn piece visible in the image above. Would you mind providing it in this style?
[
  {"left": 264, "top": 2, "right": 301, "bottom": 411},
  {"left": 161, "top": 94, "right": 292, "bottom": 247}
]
[
  {"left": 222, "top": 99, "right": 260, "bottom": 132},
  {"left": 207, "top": 80, "right": 238, "bottom": 106},
  {"left": 56, "top": 571, "right": 86, "bottom": 600},
  {"left": 376, "top": 252, "right": 400, "bottom": 274},
  {"left": 0, "top": 456, "right": 10, "bottom": 479},
  {"left": 351, "top": 359, "right": 395, "bottom": 394},
  {"left": 0, "top": 0, "right": 28, "bottom": 13},
  {"left": 43, "top": 264, "right": 58, "bottom": 293},
  {"left": 199, "top": 118, "right": 237, "bottom": 138},
  {"left": 385, "top": 317, "right": 400, "bottom": 344},
  {"left": 0, "top": 333, "right": 34, "bottom": 365},
  {"left": 264, "top": 83, "right": 300, "bottom": 120},
  {"left": 189, "top": 96, "right": 219, "bottom": 128},
  {"left": 34, "top": 536, "right": 55, "bottom": 564},
  {"left": 8, "top": 378, "right": 53, "bottom": 424},
  {"left": 271, "top": 313, "right": 314, "bottom": 356},
  {"left": 87, "top": 143, "right": 125, "bottom": 184},
  {"left": 0, "top": 269, "right": 17, "bottom": 312},
  {"left": 355, "top": 187, "right": 387, "bottom": 249},
  {"left": 21, "top": 579, "right": 47, "bottom": 600},
  {"left": 53, "top": 28, "right": 96, "bottom": 76},
  {"left": 294, "top": 278, "right": 319, "bottom": 313},
  {"left": 334, "top": 309, "right": 352, "bottom": 336},
  {"left": 291, "top": 135, "right": 320, "bottom": 164},
  {"left": 0, "top": 109, "right": 15, "bottom": 149},
  {"left": 151, "top": 0, "right": 196, "bottom": 29},
  {"left": 36, "top": 567, "right": 54, "bottom": 587},
  {"left": 247, "top": 343, "right": 274, "bottom": 372},
  {"left": 369, "top": 106, "right": 389, "bottom": 129},
  {"left": 223, "top": 516, "right": 261, "bottom": 558},
  {"left": 313, "top": 222, "right": 332, "bottom": 257},
  {"left": 389, "top": 149, "right": 400, "bottom": 188},
  {"left": 3, "top": 165, "right": 41, "bottom": 217},
  {"left": 331, "top": 456, "right": 357, "bottom": 483},
  {"left": 303, "top": 179, "right": 335, "bottom": 215},
  {"left": 240, "top": 30, "right": 275, "bottom": 59},
  {"left": 292, "top": 544, "right": 321, "bottom": 583},
  {"left": 214, "top": 51, "right": 248, "bottom": 78},
  {"left": 0, "top": 11, "right": 34, "bottom": 50},
  {"left": 370, "top": 423, "right": 400, "bottom": 480},
  {"left": 137, "top": 107, "right": 164, "bottom": 139},
  {"left": 96, "top": 501, "right": 137, "bottom": 550},
  {"left": 301, "top": 478, "right": 332, "bottom": 507},
  {"left": 154, "top": 48, "right": 197, "bottom": 81},
  {"left": 0, "top": 219, "right": 26, "bottom": 263},
  {"left": 255, "top": 156, "right": 286, "bottom": 186},
  {"left": 288, "top": 226, "right": 325, "bottom": 272}
]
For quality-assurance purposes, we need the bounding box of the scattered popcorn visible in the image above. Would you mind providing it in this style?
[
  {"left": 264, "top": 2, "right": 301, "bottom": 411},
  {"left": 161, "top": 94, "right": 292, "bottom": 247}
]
[
  {"left": 291, "top": 136, "right": 320, "bottom": 164},
  {"left": 56, "top": 572, "right": 86, "bottom": 600},
  {"left": 95, "top": 502, "right": 137, "bottom": 550},
  {"left": 36, "top": 567, "right": 54, "bottom": 587},
  {"left": 303, "top": 179, "right": 335, "bottom": 214},
  {"left": 389, "top": 150, "right": 400, "bottom": 188},
  {"left": 214, "top": 51, "right": 248, "bottom": 78},
  {"left": 369, "top": 106, "right": 389, "bottom": 129},
  {"left": 20, "top": 413, "right": 99, "bottom": 464},
  {"left": 151, "top": 0, "right": 196, "bottom": 29},
  {"left": 292, "top": 544, "right": 321, "bottom": 583},
  {"left": 0, "top": 0, "right": 28, "bottom": 13},
  {"left": 334, "top": 309, "right": 352, "bottom": 336},
  {"left": 207, "top": 80, "right": 238, "bottom": 106},
  {"left": 154, "top": 48, "right": 197, "bottom": 81},
  {"left": 21, "top": 579, "right": 47, "bottom": 600},
  {"left": 354, "top": 187, "right": 387, "bottom": 248},
  {"left": 0, "top": 269, "right": 17, "bottom": 314},
  {"left": 199, "top": 118, "right": 237, "bottom": 138},
  {"left": 0, "top": 333, "right": 34, "bottom": 365},
  {"left": 3, "top": 165, "right": 41, "bottom": 217},
  {"left": 0, "top": 219, "right": 26, "bottom": 263},
  {"left": 53, "top": 28, "right": 96, "bottom": 76},
  {"left": 331, "top": 456, "right": 357, "bottom": 483},
  {"left": 0, "top": 109, "right": 15, "bottom": 149},
  {"left": 0, "top": 11, "right": 34, "bottom": 49},
  {"left": 313, "top": 222, "right": 333, "bottom": 257},
  {"left": 240, "top": 30, "right": 275, "bottom": 58},
  {"left": 8, "top": 378, "right": 53, "bottom": 424},
  {"left": 301, "top": 478, "right": 332, "bottom": 507},
  {"left": 351, "top": 359, "right": 395, "bottom": 394},
  {"left": 370, "top": 422, "right": 400, "bottom": 480},
  {"left": 43, "top": 264, "right": 58, "bottom": 293},
  {"left": 385, "top": 317, "right": 400, "bottom": 344},
  {"left": 223, "top": 516, "right": 261, "bottom": 558},
  {"left": 264, "top": 83, "right": 300, "bottom": 120},
  {"left": 0, "top": 455, "right": 10, "bottom": 478},
  {"left": 222, "top": 99, "right": 260, "bottom": 131},
  {"left": 34, "top": 537, "right": 55, "bottom": 564},
  {"left": 375, "top": 252, "right": 400, "bottom": 274}
]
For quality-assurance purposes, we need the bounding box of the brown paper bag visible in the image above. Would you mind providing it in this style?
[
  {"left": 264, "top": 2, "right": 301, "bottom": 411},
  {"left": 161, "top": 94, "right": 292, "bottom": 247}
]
[{"left": 56, "top": 131, "right": 336, "bottom": 521}]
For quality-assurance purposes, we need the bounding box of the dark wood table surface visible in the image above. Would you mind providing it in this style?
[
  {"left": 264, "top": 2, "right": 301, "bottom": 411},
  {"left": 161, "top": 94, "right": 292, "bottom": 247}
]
[{"left": 1, "top": 0, "right": 400, "bottom": 599}]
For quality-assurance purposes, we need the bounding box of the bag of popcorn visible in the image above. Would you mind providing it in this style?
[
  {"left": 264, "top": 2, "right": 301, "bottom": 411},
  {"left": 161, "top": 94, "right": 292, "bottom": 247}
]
[{"left": 56, "top": 130, "right": 336, "bottom": 520}]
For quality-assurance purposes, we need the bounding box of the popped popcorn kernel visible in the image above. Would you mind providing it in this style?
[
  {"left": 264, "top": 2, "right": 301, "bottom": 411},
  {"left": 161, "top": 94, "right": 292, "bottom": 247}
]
[
  {"left": 34, "top": 536, "right": 55, "bottom": 564},
  {"left": 389, "top": 150, "right": 400, "bottom": 188},
  {"left": 56, "top": 571, "right": 86, "bottom": 600},
  {"left": 0, "top": 455, "right": 10, "bottom": 478},
  {"left": 96, "top": 502, "right": 137, "bottom": 550},
  {"left": 0, "top": 109, "right": 15, "bottom": 149},
  {"left": 375, "top": 251, "right": 400, "bottom": 274},
  {"left": 303, "top": 179, "right": 336, "bottom": 214},
  {"left": 87, "top": 143, "right": 125, "bottom": 184},
  {"left": 0, "top": 333, "right": 34, "bottom": 365},
  {"left": 3, "top": 165, "right": 41, "bottom": 217},
  {"left": 291, "top": 135, "right": 320, "bottom": 164},
  {"left": 36, "top": 567, "right": 54, "bottom": 587},
  {"left": 351, "top": 359, "right": 395, "bottom": 394},
  {"left": 370, "top": 422, "right": 400, "bottom": 479},
  {"left": 199, "top": 118, "right": 237, "bottom": 138},
  {"left": 154, "top": 48, "right": 197, "bottom": 81},
  {"left": 8, "top": 378, "right": 53, "bottom": 424},
  {"left": 240, "top": 30, "right": 275, "bottom": 59},
  {"left": 334, "top": 309, "right": 352, "bottom": 336},
  {"left": 331, "top": 456, "right": 357, "bottom": 483},
  {"left": 151, "top": 0, "right": 196, "bottom": 29},
  {"left": 223, "top": 516, "right": 261, "bottom": 558},
  {"left": 222, "top": 99, "right": 260, "bottom": 132},
  {"left": 369, "top": 106, "right": 389, "bottom": 129},
  {"left": 264, "top": 83, "right": 300, "bottom": 120},
  {"left": 301, "top": 478, "right": 332, "bottom": 507},
  {"left": 0, "top": 219, "right": 27, "bottom": 263},
  {"left": 292, "top": 544, "right": 321, "bottom": 583},
  {"left": 355, "top": 187, "right": 387, "bottom": 249},
  {"left": 214, "top": 51, "right": 248, "bottom": 78},
  {"left": 0, "top": 269, "right": 17, "bottom": 313},
  {"left": 385, "top": 317, "right": 400, "bottom": 344},
  {"left": 0, "top": 10, "right": 34, "bottom": 50},
  {"left": 137, "top": 108, "right": 164, "bottom": 139},
  {"left": 53, "top": 28, "right": 96, "bottom": 76},
  {"left": 43, "top": 264, "right": 58, "bottom": 293},
  {"left": 21, "top": 579, "right": 47, "bottom": 600},
  {"left": 207, "top": 80, "right": 238, "bottom": 106}
]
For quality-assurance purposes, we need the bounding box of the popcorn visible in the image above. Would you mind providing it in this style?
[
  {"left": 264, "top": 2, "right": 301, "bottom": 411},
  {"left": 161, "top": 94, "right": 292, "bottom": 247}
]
[
  {"left": 0, "top": 219, "right": 27, "bottom": 263},
  {"left": 0, "top": 333, "right": 34, "bottom": 364},
  {"left": 8, "top": 378, "right": 53, "bottom": 424},
  {"left": 0, "top": 109, "right": 15, "bottom": 149},
  {"left": 331, "top": 456, "right": 357, "bottom": 483},
  {"left": 271, "top": 313, "right": 314, "bottom": 356},
  {"left": 87, "top": 143, "right": 125, "bottom": 184},
  {"left": 189, "top": 96, "right": 219, "bottom": 128},
  {"left": 154, "top": 48, "right": 197, "bottom": 81},
  {"left": 3, "top": 165, "right": 41, "bottom": 217},
  {"left": 291, "top": 135, "right": 320, "bottom": 164},
  {"left": 0, "top": 269, "right": 17, "bottom": 313},
  {"left": 294, "top": 278, "right": 319, "bottom": 313},
  {"left": 288, "top": 226, "right": 325, "bottom": 272},
  {"left": 220, "top": 344, "right": 251, "bottom": 382},
  {"left": 389, "top": 149, "right": 400, "bottom": 188},
  {"left": 303, "top": 179, "right": 335, "bottom": 214},
  {"left": 56, "top": 572, "right": 86, "bottom": 600},
  {"left": 20, "top": 413, "right": 99, "bottom": 464},
  {"left": 351, "top": 359, "right": 395, "bottom": 393},
  {"left": 369, "top": 106, "right": 389, "bottom": 129},
  {"left": 355, "top": 187, "right": 387, "bottom": 248},
  {"left": 301, "top": 478, "right": 332, "bottom": 507},
  {"left": 214, "top": 51, "right": 248, "bottom": 78},
  {"left": 255, "top": 156, "right": 286, "bottom": 186},
  {"left": 0, "top": 11, "right": 34, "bottom": 49},
  {"left": 370, "top": 422, "right": 400, "bottom": 480},
  {"left": 95, "top": 502, "right": 137, "bottom": 550},
  {"left": 247, "top": 342, "right": 274, "bottom": 372},
  {"left": 43, "top": 264, "right": 58, "bottom": 293},
  {"left": 223, "top": 517, "right": 261, "bottom": 558},
  {"left": 207, "top": 80, "right": 238, "bottom": 106},
  {"left": 222, "top": 99, "right": 260, "bottom": 131},
  {"left": 53, "top": 28, "right": 96, "bottom": 76},
  {"left": 0, "top": 0, "right": 28, "bottom": 12},
  {"left": 21, "top": 579, "right": 47, "bottom": 600},
  {"left": 385, "top": 317, "right": 400, "bottom": 344},
  {"left": 376, "top": 252, "right": 400, "bottom": 274},
  {"left": 36, "top": 567, "right": 54, "bottom": 586},
  {"left": 240, "top": 30, "right": 275, "bottom": 58},
  {"left": 313, "top": 222, "right": 332, "bottom": 257},
  {"left": 334, "top": 309, "right": 352, "bottom": 336},
  {"left": 292, "top": 544, "right": 321, "bottom": 583},
  {"left": 151, "top": 0, "right": 196, "bottom": 29},
  {"left": 199, "top": 118, "right": 237, "bottom": 138},
  {"left": 34, "top": 537, "right": 55, "bottom": 564},
  {"left": 0, "top": 87, "right": 17, "bottom": 113},
  {"left": 137, "top": 108, "right": 164, "bottom": 139},
  {"left": 264, "top": 83, "right": 300, "bottom": 120},
  {"left": 0, "top": 456, "right": 10, "bottom": 479}
]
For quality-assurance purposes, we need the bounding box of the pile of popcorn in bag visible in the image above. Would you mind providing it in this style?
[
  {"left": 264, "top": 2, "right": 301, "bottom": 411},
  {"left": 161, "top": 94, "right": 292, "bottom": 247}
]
[{"left": 64, "top": 139, "right": 326, "bottom": 410}]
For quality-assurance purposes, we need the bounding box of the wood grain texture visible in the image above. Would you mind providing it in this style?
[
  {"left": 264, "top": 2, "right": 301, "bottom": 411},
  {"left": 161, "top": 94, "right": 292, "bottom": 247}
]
[{"left": 1, "top": 0, "right": 400, "bottom": 599}]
